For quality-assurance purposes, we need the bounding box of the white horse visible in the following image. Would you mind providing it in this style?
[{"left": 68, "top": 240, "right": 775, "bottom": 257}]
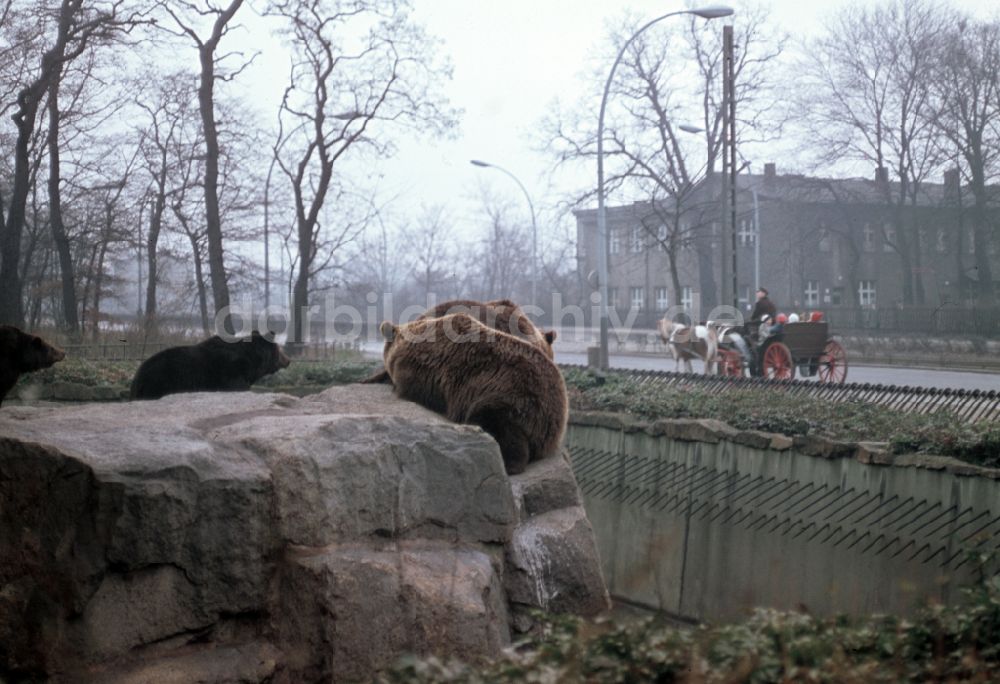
[{"left": 657, "top": 318, "right": 719, "bottom": 374}]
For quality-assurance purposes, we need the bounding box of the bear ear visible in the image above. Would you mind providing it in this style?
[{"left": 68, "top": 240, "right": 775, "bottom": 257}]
[
  {"left": 544, "top": 330, "right": 557, "bottom": 345},
  {"left": 379, "top": 321, "right": 397, "bottom": 342}
]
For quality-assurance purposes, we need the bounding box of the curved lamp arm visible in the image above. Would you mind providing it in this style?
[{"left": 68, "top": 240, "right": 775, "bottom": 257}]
[{"left": 595, "top": 6, "right": 733, "bottom": 369}]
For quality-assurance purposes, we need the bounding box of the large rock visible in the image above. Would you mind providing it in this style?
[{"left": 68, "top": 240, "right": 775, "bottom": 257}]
[
  {"left": 0, "top": 386, "right": 608, "bottom": 681},
  {"left": 506, "top": 455, "right": 611, "bottom": 631}
]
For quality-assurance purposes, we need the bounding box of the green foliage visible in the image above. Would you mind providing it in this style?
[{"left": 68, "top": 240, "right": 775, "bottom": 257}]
[
  {"left": 15, "top": 358, "right": 138, "bottom": 389},
  {"left": 381, "top": 573, "right": 1000, "bottom": 683},
  {"left": 254, "top": 360, "right": 380, "bottom": 387},
  {"left": 13, "top": 357, "right": 380, "bottom": 395},
  {"left": 563, "top": 369, "right": 1000, "bottom": 467}
]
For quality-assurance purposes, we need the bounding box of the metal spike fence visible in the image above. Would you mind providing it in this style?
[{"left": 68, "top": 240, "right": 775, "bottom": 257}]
[{"left": 559, "top": 364, "right": 1000, "bottom": 424}]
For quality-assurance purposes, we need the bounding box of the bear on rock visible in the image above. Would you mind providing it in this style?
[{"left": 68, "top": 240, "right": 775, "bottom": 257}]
[
  {"left": 130, "top": 330, "right": 291, "bottom": 400},
  {"left": 379, "top": 312, "right": 568, "bottom": 475},
  {"left": 0, "top": 326, "right": 66, "bottom": 406},
  {"left": 362, "top": 298, "right": 556, "bottom": 385}
]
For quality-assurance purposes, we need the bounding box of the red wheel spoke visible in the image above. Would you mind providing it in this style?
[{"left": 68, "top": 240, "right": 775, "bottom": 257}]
[
  {"left": 763, "top": 342, "right": 793, "bottom": 380},
  {"left": 818, "top": 340, "right": 848, "bottom": 384}
]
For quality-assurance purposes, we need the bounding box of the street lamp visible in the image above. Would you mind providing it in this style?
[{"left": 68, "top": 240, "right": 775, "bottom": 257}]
[
  {"left": 470, "top": 159, "right": 539, "bottom": 311},
  {"left": 594, "top": 5, "right": 733, "bottom": 370}
]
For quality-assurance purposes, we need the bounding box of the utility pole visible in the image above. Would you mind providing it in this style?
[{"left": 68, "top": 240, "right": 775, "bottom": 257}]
[{"left": 723, "top": 24, "right": 738, "bottom": 310}]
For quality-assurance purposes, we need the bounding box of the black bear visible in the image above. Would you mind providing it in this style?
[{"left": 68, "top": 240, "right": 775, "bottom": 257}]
[
  {"left": 0, "top": 326, "right": 66, "bottom": 406},
  {"left": 129, "top": 330, "right": 291, "bottom": 400}
]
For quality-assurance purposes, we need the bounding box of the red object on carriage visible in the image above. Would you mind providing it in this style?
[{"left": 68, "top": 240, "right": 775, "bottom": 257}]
[{"left": 715, "top": 320, "right": 848, "bottom": 383}]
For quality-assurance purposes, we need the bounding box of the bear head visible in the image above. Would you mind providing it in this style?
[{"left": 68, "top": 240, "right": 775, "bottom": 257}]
[
  {"left": 247, "top": 330, "right": 291, "bottom": 378},
  {"left": 0, "top": 326, "right": 66, "bottom": 373}
]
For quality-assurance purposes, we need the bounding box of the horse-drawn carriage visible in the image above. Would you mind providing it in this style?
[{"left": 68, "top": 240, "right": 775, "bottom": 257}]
[{"left": 714, "top": 319, "right": 848, "bottom": 383}]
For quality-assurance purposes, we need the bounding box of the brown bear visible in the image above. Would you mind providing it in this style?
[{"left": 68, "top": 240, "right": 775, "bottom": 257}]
[
  {"left": 379, "top": 312, "right": 567, "bottom": 475},
  {"left": 0, "top": 326, "right": 66, "bottom": 406},
  {"left": 362, "top": 298, "right": 556, "bottom": 384}
]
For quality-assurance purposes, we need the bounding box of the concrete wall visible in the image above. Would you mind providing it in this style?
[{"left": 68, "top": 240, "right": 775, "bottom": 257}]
[{"left": 567, "top": 412, "right": 1000, "bottom": 623}]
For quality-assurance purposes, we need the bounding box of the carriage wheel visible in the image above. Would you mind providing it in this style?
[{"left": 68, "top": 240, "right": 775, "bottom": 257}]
[
  {"left": 817, "top": 340, "right": 848, "bottom": 384},
  {"left": 762, "top": 342, "right": 794, "bottom": 380},
  {"left": 716, "top": 349, "right": 743, "bottom": 377}
]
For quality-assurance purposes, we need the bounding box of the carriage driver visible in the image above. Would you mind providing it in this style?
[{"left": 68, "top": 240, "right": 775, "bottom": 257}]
[
  {"left": 750, "top": 287, "right": 777, "bottom": 323},
  {"left": 747, "top": 287, "right": 778, "bottom": 339}
]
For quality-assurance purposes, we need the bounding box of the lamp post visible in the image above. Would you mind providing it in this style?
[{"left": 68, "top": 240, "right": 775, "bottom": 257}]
[
  {"left": 753, "top": 187, "right": 760, "bottom": 296},
  {"left": 595, "top": 5, "right": 733, "bottom": 370},
  {"left": 470, "top": 159, "right": 539, "bottom": 311}
]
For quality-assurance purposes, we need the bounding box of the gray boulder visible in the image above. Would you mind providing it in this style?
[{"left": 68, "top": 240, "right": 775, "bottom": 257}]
[{"left": 0, "top": 385, "right": 607, "bottom": 681}]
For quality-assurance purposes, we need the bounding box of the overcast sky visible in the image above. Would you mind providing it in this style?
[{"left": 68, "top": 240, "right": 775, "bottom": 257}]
[{"left": 237, "top": 0, "right": 998, "bottom": 245}]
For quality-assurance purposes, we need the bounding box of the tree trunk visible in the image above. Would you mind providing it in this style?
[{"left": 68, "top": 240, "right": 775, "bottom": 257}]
[
  {"left": 195, "top": 1, "right": 244, "bottom": 335},
  {"left": 970, "top": 175, "right": 995, "bottom": 305},
  {"left": 0, "top": 89, "right": 43, "bottom": 326},
  {"left": 187, "top": 232, "right": 211, "bottom": 337},
  {"left": 91, "top": 239, "right": 108, "bottom": 342},
  {"left": 28, "top": 250, "right": 50, "bottom": 330},
  {"left": 47, "top": 74, "right": 80, "bottom": 337},
  {"left": 668, "top": 235, "right": 683, "bottom": 307},
  {"left": 911, "top": 223, "right": 926, "bottom": 306},
  {"left": 145, "top": 188, "right": 165, "bottom": 335},
  {"left": 291, "top": 222, "right": 312, "bottom": 345},
  {"left": 79, "top": 243, "right": 98, "bottom": 331},
  {"left": 198, "top": 46, "right": 230, "bottom": 331}
]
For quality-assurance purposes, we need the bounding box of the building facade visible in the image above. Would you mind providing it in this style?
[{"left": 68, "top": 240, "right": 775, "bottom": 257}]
[{"left": 574, "top": 164, "right": 1000, "bottom": 330}]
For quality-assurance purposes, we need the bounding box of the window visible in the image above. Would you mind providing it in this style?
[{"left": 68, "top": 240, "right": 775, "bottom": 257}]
[
  {"left": 858, "top": 280, "right": 877, "bottom": 308},
  {"left": 655, "top": 287, "right": 669, "bottom": 311},
  {"left": 863, "top": 223, "right": 876, "bottom": 252},
  {"left": 606, "top": 288, "right": 618, "bottom": 307},
  {"left": 629, "top": 225, "right": 643, "bottom": 253},
  {"left": 830, "top": 287, "right": 844, "bottom": 306},
  {"left": 738, "top": 219, "right": 755, "bottom": 246},
  {"left": 681, "top": 286, "right": 693, "bottom": 311},
  {"left": 657, "top": 224, "right": 668, "bottom": 251},
  {"left": 738, "top": 285, "right": 750, "bottom": 310},
  {"left": 818, "top": 223, "right": 832, "bottom": 252},
  {"left": 610, "top": 229, "right": 620, "bottom": 255},
  {"left": 629, "top": 287, "right": 644, "bottom": 310},
  {"left": 805, "top": 280, "right": 820, "bottom": 306},
  {"left": 968, "top": 228, "right": 976, "bottom": 255},
  {"left": 883, "top": 223, "right": 896, "bottom": 252},
  {"left": 936, "top": 229, "right": 947, "bottom": 253}
]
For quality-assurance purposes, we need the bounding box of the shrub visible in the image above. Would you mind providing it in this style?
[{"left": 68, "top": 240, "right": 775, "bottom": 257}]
[
  {"left": 381, "top": 571, "right": 1000, "bottom": 683},
  {"left": 563, "top": 368, "right": 1000, "bottom": 467},
  {"left": 13, "top": 357, "right": 381, "bottom": 396}
]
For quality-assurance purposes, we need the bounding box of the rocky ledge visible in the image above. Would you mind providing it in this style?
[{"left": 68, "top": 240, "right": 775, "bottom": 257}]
[{"left": 0, "top": 386, "right": 609, "bottom": 682}]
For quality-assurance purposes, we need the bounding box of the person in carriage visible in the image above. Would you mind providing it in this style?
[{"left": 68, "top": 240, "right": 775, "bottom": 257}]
[{"left": 750, "top": 287, "right": 777, "bottom": 324}]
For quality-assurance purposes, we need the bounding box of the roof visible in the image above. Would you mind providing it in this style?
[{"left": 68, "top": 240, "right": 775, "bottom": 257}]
[{"left": 574, "top": 170, "right": 997, "bottom": 218}]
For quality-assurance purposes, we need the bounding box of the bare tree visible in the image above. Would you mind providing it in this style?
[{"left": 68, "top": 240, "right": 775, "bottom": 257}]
[
  {"left": 930, "top": 16, "right": 1000, "bottom": 305},
  {"left": 159, "top": 0, "right": 254, "bottom": 333},
  {"left": 133, "top": 69, "right": 198, "bottom": 332},
  {"left": 170, "top": 149, "right": 211, "bottom": 336},
  {"left": 469, "top": 192, "right": 531, "bottom": 302},
  {"left": 541, "top": 3, "right": 786, "bottom": 309},
  {"left": 799, "top": 0, "right": 949, "bottom": 305},
  {"left": 268, "top": 0, "right": 457, "bottom": 344},
  {"left": 403, "top": 204, "right": 456, "bottom": 303},
  {"left": 0, "top": 0, "right": 143, "bottom": 326}
]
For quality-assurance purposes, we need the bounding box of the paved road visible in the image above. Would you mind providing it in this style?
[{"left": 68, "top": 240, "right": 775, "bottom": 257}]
[{"left": 556, "top": 351, "right": 1000, "bottom": 392}]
